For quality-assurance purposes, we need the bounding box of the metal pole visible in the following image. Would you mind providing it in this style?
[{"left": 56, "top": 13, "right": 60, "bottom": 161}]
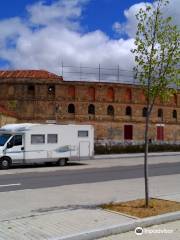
[
  {"left": 99, "top": 64, "right": 100, "bottom": 82},
  {"left": 80, "top": 64, "right": 82, "bottom": 81},
  {"left": 117, "top": 64, "right": 119, "bottom": 82},
  {"left": 61, "top": 61, "right": 63, "bottom": 77}
]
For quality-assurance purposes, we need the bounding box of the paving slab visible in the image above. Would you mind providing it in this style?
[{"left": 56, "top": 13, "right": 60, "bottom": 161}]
[
  {"left": 97, "top": 220, "right": 180, "bottom": 240},
  {"left": 157, "top": 193, "right": 180, "bottom": 202},
  {"left": 94, "top": 152, "right": 180, "bottom": 160},
  {"left": 1, "top": 205, "right": 180, "bottom": 240},
  {"left": 0, "top": 209, "right": 134, "bottom": 240}
]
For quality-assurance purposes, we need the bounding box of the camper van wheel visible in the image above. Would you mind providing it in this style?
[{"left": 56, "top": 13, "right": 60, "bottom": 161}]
[
  {"left": 0, "top": 157, "right": 11, "bottom": 170},
  {"left": 57, "top": 158, "right": 67, "bottom": 167}
]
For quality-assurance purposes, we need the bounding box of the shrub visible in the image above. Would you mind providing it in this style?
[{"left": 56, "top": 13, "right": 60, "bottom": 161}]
[{"left": 94, "top": 144, "right": 180, "bottom": 155}]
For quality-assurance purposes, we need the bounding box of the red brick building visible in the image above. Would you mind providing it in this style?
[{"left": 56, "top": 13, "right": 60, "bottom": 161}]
[
  {"left": 0, "top": 70, "right": 179, "bottom": 143},
  {"left": 0, "top": 104, "right": 17, "bottom": 126}
]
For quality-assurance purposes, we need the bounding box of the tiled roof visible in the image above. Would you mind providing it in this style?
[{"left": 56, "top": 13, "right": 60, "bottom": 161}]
[
  {"left": 0, "top": 70, "right": 63, "bottom": 80},
  {"left": 0, "top": 105, "right": 17, "bottom": 118}
]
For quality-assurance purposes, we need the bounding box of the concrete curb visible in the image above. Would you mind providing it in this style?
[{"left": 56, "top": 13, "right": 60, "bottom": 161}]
[
  {"left": 55, "top": 211, "right": 180, "bottom": 240},
  {"left": 94, "top": 152, "right": 180, "bottom": 160}
]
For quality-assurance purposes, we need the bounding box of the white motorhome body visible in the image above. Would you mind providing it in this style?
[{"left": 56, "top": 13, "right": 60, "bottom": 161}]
[{"left": 0, "top": 123, "right": 94, "bottom": 169}]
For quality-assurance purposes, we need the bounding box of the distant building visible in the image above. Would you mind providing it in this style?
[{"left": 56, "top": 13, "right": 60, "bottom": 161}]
[
  {"left": 0, "top": 104, "right": 17, "bottom": 127},
  {"left": 0, "top": 69, "right": 179, "bottom": 143}
]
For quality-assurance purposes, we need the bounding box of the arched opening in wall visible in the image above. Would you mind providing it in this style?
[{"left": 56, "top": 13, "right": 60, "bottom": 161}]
[
  {"left": 68, "top": 86, "right": 75, "bottom": 100},
  {"left": 68, "top": 104, "right": 75, "bottom": 114},
  {"left": 107, "top": 87, "right": 114, "bottom": 102},
  {"left": 158, "top": 108, "right": 163, "bottom": 120},
  {"left": 172, "top": 109, "right": 177, "bottom": 119},
  {"left": 88, "top": 104, "right": 95, "bottom": 115},
  {"left": 125, "top": 88, "right": 132, "bottom": 102},
  {"left": 46, "top": 102, "right": 54, "bottom": 117},
  {"left": 140, "top": 91, "right": 146, "bottom": 102},
  {"left": 174, "top": 94, "right": 177, "bottom": 105},
  {"left": 27, "top": 85, "right": 35, "bottom": 97},
  {"left": 88, "top": 87, "right": 95, "bottom": 101},
  {"left": 107, "top": 105, "right": 114, "bottom": 116},
  {"left": 8, "top": 85, "right": 15, "bottom": 97},
  {"left": 126, "top": 106, "right": 132, "bottom": 116},
  {"left": 142, "top": 107, "right": 147, "bottom": 117},
  {"left": 48, "top": 85, "right": 55, "bottom": 97}
]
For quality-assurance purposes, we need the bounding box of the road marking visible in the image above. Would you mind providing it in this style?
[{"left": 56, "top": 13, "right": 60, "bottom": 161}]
[{"left": 0, "top": 183, "right": 21, "bottom": 188}]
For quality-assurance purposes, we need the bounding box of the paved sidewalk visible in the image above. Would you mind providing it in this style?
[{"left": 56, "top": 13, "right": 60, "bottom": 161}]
[
  {"left": 0, "top": 187, "right": 180, "bottom": 240},
  {"left": 0, "top": 200, "right": 180, "bottom": 240},
  {"left": 98, "top": 220, "right": 180, "bottom": 240},
  {"left": 0, "top": 208, "right": 134, "bottom": 240},
  {"left": 94, "top": 152, "right": 180, "bottom": 160}
]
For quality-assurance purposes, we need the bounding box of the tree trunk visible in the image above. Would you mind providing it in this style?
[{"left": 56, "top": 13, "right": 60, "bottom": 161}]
[{"left": 144, "top": 112, "right": 150, "bottom": 207}]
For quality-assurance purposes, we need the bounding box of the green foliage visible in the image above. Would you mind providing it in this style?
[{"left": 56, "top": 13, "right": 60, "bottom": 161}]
[
  {"left": 95, "top": 144, "right": 180, "bottom": 155},
  {"left": 131, "top": 0, "right": 180, "bottom": 207},
  {"left": 131, "top": 0, "right": 180, "bottom": 107}
]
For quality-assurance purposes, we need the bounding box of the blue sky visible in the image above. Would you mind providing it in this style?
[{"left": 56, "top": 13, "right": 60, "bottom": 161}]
[
  {"left": 0, "top": 0, "right": 148, "bottom": 37},
  {"left": 75, "top": 0, "right": 148, "bottom": 38},
  {"left": 0, "top": 0, "right": 178, "bottom": 73}
]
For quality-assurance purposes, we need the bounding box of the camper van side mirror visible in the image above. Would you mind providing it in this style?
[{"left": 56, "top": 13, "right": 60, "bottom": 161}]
[{"left": 7, "top": 142, "right": 13, "bottom": 149}]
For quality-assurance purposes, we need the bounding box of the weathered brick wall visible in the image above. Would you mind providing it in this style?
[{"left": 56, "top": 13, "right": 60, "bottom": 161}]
[
  {"left": 0, "top": 79, "right": 180, "bottom": 142},
  {"left": 0, "top": 114, "right": 17, "bottom": 127}
]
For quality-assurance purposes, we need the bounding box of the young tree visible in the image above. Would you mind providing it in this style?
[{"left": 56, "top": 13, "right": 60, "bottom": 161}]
[{"left": 131, "top": 0, "right": 180, "bottom": 207}]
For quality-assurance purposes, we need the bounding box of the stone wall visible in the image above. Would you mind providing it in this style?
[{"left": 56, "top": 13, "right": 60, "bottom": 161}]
[
  {"left": 0, "top": 114, "right": 17, "bottom": 127},
  {"left": 0, "top": 77, "right": 180, "bottom": 142}
]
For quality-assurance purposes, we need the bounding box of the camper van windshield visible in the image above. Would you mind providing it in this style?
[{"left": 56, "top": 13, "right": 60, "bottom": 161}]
[{"left": 0, "top": 134, "right": 11, "bottom": 146}]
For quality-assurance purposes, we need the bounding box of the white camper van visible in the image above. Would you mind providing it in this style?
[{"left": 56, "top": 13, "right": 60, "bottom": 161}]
[{"left": 0, "top": 123, "right": 94, "bottom": 169}]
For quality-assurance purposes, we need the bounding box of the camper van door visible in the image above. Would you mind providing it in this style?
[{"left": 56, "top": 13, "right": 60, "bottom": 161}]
[
  {"left": 79, "top": 141, "right": 90, "bottom": 158},
  {"left": 5, "top": 134, "right": 25, "bottom": 164}
]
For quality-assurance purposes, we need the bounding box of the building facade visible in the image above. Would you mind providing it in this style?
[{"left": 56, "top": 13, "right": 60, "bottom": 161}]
[
  {"left": 0, "top": 70, "right": 180, "bottom": 143},
  {"left": 0, "top": 105, "right": 17, "bottom": 127}
]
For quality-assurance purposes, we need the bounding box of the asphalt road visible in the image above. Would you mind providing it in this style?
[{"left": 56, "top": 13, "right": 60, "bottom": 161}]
[{"left": 0, "top": 161, "right": 180, "bottom": 192}]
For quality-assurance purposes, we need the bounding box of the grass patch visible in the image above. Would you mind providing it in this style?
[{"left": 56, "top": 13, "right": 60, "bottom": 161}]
[{"left": 101, "top": 198, "right": 180, "bottom": 218}]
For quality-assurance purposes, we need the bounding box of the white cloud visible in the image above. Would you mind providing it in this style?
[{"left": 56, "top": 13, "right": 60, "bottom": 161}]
[
  {"left": 27, "top": 0, "right": 87, "bottom": 29},
  {"left": 0, "top": 0, "right": 135, "bottom": 80},
  {"left": 113, "top": 0, "right": 180, "bottom": 38},
  {"left": 0, "top": 18, "right": 30, "bottom": 48},
  {"left": 112, "top": 21, "right": 125, "bottom": 36},
  {"left": 0, "top": 0, "right": 179, "bottom": 79}
]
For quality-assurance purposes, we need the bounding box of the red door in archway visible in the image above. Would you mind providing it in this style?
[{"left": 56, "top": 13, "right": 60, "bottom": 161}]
[
  {"left": 124, "top": 125, "right": 133, "bottom": 140},
  {"left": 157, "top": 126, "right": 164, "bottom": 141}
]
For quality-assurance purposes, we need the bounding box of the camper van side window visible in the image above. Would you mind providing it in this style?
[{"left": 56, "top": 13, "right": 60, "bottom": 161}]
[
  {"left": 31, "top": 135, "right": 45, "bottom": 144},
  {"left": 78, "top": 131, "right": 89, "bottom": 137},
  {"left": 14, "top": 135, "right": 22, "bottom": 146},
  {"left": 47, "top": 134, "right": 58, "bottom": 143},
  {"left": 8, "top": 135, "right": 22, "bottom": 147}
]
